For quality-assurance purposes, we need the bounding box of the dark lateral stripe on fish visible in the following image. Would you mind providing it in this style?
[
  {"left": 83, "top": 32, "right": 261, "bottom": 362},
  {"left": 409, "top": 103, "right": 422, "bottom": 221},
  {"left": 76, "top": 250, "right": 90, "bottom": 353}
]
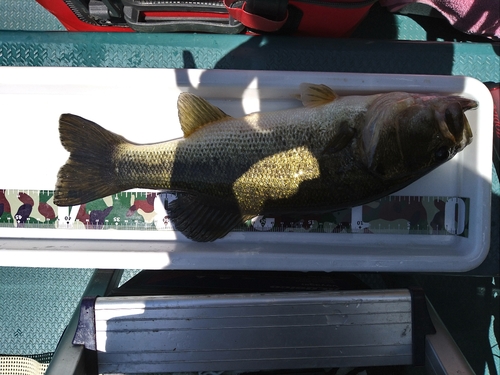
[{"left": 54, "top": 114, "right": 126, "bottom": 206}]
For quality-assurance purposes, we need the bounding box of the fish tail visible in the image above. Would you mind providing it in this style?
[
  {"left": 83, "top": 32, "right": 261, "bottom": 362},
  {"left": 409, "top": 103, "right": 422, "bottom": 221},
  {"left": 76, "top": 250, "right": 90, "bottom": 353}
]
[{"left": 54, "top": 114, "right": 127, "bottom": 206}]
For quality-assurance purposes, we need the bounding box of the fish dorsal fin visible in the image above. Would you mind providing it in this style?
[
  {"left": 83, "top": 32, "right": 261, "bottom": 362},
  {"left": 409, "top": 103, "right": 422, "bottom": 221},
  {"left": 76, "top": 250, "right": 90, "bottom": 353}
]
[
  {"left": 177, "top": 92, "right": 231, "bottom": 137},
  {"left": 299, "top": 83, "right": 339, "bottom": 108}
]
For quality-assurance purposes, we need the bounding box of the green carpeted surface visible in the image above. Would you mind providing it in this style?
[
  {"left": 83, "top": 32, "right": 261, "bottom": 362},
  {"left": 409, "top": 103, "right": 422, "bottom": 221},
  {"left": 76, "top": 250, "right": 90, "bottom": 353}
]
[
  {"left": 0, "top": 268, "right": 94, "bottom": 357},
  {"left": 0, "top": 1, "right": 499, "bottom": 374},
  {"left": 0, "top": 268, "right": 140, "bottom": 362},
  {"left": 0, "top": 0, "right": 64, "bottom": 31}
]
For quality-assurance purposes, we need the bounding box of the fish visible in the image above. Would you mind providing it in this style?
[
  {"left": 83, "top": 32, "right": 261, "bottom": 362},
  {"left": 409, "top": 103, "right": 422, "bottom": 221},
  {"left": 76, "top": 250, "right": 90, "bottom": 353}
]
[{"left": 54, "top": 83, "right": 477, "bottom": 242}]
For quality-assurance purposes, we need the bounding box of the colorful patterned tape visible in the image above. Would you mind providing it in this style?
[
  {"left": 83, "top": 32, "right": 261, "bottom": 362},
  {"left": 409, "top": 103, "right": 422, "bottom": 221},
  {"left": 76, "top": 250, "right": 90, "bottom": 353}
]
[{"left": 0, "top": 190, "right": 469, "bottom": 236}]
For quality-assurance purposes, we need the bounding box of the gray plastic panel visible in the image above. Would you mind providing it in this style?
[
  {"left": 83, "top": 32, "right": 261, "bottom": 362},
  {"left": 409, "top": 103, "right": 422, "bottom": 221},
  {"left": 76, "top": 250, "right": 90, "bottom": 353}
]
[{"left": 94, "top": 290, "right": 413, "bottom": 373}]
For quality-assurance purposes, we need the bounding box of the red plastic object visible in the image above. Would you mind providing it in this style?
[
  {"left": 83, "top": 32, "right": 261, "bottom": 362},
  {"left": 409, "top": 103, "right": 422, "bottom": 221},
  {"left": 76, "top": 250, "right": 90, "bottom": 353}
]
[
  {"left": 38, "top": 0, "right": 374, "bottom": 36},
  {"left": 36, "top": 0, "right": 132, "bottom": 32},
  {"left": 224, "top": 0, "right": 375, "bottom": 37},
  {"left": 290, "top": 0, "right": 375, "bottom": 37}
]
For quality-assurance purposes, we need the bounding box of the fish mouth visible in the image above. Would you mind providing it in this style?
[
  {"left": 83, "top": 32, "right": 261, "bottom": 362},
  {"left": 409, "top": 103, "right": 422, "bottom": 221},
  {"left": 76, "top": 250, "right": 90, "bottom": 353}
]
[{"left": 433, "top": 97, "right": 476, "bottom": 151}]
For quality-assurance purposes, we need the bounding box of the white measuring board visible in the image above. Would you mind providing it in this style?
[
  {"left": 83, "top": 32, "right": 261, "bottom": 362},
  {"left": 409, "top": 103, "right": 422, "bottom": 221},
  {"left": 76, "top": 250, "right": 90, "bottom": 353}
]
[{"left": 0, "top": 68, "right": 493, "bottom": 272}]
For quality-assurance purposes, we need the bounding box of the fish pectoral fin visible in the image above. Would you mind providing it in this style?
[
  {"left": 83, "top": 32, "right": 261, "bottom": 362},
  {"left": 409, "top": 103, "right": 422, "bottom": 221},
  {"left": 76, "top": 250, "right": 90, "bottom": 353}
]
[
  {"left": 299, "top": 83, "right": 339, "bottom": 108},
  {"left": 322, "top": 121, "right": 356, "bottom": 154},
  {"left": 177, "top": 93, "right": 231, "bottom": 137},
  {"left": 167, "top": 193, "right": 246, "bottom": 242}
]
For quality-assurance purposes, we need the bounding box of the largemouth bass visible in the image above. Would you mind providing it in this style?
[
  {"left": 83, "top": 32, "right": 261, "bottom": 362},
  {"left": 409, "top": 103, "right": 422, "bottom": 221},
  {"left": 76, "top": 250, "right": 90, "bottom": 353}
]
[{"left": 54, "top": 83, "right": 477, "bottom": 241}]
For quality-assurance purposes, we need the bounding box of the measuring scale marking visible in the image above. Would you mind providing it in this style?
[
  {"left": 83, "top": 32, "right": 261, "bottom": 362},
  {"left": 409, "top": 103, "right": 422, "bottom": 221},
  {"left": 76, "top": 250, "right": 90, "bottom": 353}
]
[{"left": 0, "top": 189, "right": 470, "bottom": 237}]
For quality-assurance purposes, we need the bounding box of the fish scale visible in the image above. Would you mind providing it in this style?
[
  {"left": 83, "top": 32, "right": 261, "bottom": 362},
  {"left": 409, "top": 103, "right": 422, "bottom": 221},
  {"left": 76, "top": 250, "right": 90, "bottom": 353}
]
[{"left": 0, "top": 189, "right": 470, "bottom": 237}]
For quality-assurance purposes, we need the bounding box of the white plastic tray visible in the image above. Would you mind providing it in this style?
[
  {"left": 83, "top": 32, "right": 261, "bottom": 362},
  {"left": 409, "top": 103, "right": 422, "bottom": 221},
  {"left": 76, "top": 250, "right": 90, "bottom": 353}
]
[{"left": 0, "top": 67, "right": 493, "bottom": 272}]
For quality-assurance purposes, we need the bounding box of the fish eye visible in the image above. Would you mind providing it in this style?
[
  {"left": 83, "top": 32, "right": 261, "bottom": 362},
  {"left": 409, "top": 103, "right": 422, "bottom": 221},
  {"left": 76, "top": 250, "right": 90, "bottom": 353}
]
[{"left": 434, "top": 146, "right": 449, "bottom": 161}]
